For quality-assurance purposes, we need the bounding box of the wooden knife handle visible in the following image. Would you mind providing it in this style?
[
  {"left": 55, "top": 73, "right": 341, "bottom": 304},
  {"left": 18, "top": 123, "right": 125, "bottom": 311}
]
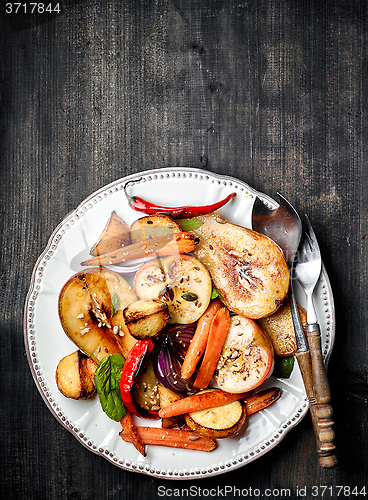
[
  {"left": 306, "top": 323, "right": 331, "bottom": 403},
  {"left": 309, "top": 404, "right": 338, "bottom": 468},
  {"left": 295, "top": 350, "right": 315, "bottom": 404},
  {"left": 295, "top": 350, "right": 338, "bottom": 468}
]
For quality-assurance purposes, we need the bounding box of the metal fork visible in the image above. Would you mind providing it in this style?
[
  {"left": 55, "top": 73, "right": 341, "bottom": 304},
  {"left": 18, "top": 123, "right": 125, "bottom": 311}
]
[
  {"left": 294, "top": 215, "right": 321, "bottom": 325},
  {"left": 294, "top": 216, "right": 337, "bottom": 466}
]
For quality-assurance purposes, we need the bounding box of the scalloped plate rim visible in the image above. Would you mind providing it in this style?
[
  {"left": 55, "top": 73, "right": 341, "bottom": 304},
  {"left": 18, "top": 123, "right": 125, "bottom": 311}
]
[{"left": 24, "top": 167, "right": 335, "bottom": 479}]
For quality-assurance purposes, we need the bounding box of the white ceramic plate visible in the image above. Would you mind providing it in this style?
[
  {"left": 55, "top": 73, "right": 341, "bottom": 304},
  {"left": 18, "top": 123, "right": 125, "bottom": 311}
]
[{"left": 24, "top": 167, "right": 335, "bottom": 479}]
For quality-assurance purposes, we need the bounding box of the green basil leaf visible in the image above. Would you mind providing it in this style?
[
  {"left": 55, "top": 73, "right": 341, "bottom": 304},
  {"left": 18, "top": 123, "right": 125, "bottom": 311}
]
[
  {"left": 94, "top": 353, "right": 127, "bottom": 421},
  {"left": 211, "top": 288, "right": 222, "bottom": 300},
  {"left": 111, "top": 292, "right": 120, "bottom": 317},
  {"left": 177, "top": 218, "right": 203, "bottom": 231},
  {"left": 273, "top": 356, "right": 295, "bottom": 379}
]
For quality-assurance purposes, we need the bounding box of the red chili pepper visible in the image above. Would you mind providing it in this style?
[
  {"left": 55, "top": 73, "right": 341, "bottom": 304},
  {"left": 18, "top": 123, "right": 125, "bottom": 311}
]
[
  {"left": 124, "top": 178, "right": 236, "bottom": 218},
  {"left": 120, "top": 339, "right": 159, "bottom": 419}
]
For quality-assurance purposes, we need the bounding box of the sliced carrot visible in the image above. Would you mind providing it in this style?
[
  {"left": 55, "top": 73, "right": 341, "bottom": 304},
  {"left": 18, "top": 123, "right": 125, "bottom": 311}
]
[
  {"left": 81, "top": 232, "right": 197, "bottom": 266},
  {"left": 120, "top": 412, "right": 146, "bottom": 456},
  {"left": 244, "top": 387, "right": 282, "bottom": 415},
  {"left": 119, "top": 426, "right": 216, "bottom": 452},
  {"left": 181, "top": 299, "right": 222, "bottom": 380},
  {"left": 192, "top": 306, "right": 230, "bottom": 389},
  {"left": 158, "top": 388, "right": 252, "bottom": 418}
]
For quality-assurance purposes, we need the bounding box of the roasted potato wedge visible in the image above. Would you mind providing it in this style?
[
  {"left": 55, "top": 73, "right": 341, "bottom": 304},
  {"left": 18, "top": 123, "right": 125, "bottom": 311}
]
[
  {"left": 56, "top": 350, "right": 97, "bottom": 399},
  {"left": 158, "top": 384, "right": 184, "bottom": 428},
  {"left": 90, "top": 211, "right": 130, "bottom": 256},
  {"left": 130, "top": 215, "right": 181, "bottom": 244},
  {"left": 123, "top": 299, "right": 170, "bottom": 339},
  {"left": 191, "top": 213, "right": 289, "bottom": 319},
  {"left": 58, "top": 268, "right": 137, "bottom": 363},
  {"left": 185, "top": 390, "right": 247, "bottom": 438},
  {"left": 257, "top": 299, "right": 307, "bottom": 356}
]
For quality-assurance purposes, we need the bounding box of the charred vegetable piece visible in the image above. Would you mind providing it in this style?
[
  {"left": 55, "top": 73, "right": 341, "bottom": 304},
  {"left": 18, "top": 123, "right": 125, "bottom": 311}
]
[
  {"left": 119, "top": 426, "right": 217, "bottom": 452},
  {"left": 181, "top": 300, "right": 222, "bottom": 381},
  {"left": 120, "top": 412, "right": 146, "bottom": 456},
  {"left": 192, "top": 306, "right": 230, "bottom": 389},
  {"left": 214, "top": 315, "right": 274, "bottom": 394},
  {"left": 120, "top": 339, "right": 159, "bottom": 419},
  {"left": 123, "top": 299, "right": 170, "bottom": 340},
  {"left": 185, "top": 394, "right": 247, "bottom": 438},
  {"left": 58, "top": 268, "right": 136, "bottom": 363},
  {"left": 244, "top": 387, "right": 282, "bottom": 415},
  {"left": 191, "top": 213, "right": 289, "bottom": 319},
  {"left": 158, "top": 388, "right": 252, "bottom": 418},
  {"left": 257, "top": 299, "right": 307, "bottom": 357},
  {"left": 56, "top": 350, "right": 97, "bottom": 399}
]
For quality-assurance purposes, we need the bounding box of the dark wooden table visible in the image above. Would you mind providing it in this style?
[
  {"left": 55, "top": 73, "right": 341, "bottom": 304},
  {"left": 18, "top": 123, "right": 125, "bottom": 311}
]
[{"left": 1, "top": 1, "right": 367, "bottom": 498}]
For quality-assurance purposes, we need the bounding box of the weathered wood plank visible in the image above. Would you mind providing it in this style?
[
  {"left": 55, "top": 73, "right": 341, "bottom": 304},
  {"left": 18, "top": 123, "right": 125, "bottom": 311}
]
[{"left": 1, "top": 0, "right": 367, "bottom": 497}]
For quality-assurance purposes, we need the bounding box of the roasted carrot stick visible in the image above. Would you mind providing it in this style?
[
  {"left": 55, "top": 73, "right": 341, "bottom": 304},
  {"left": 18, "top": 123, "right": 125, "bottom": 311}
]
[
  {"left": 81, "top": 232, "right": 197, "bottom": 266},
  {"left": 158, "top": 388, "right": 252, "bottom": 418},
  {"left": 192, "top": 306, "right": 230, "bottom": 389},
  {"left": 119, "top": 426, "right": 217, "bottom": 452},
  {"left": 120, "top": 412, "right": 146, "bottom": 456},
  {"left": 244, "top": 387, "right": 282, "bottom": 415},
  {"left": 181, "top": 299, "right": 222, "bottom": 380}
]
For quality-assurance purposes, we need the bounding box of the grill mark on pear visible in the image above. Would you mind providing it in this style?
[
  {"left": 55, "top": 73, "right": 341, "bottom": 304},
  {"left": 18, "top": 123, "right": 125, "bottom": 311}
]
[{"left": 237, "top": 262, "right": 264, "bottom": 291}]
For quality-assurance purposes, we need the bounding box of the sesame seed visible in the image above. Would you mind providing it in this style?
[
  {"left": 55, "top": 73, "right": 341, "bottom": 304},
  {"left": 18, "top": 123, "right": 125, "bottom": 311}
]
[
  {"left": 189, "top": 435, "right": 200, "bottom": 441},
  {"left": 77, "top": 313, "right": 84, "bottom": 319}
]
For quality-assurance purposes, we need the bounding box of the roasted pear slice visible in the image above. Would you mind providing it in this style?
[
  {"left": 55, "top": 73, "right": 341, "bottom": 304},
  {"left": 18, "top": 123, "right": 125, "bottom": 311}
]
[
  {"left": 214, "top": 315, "right": 274, "bottom": 393},
  {"left": 191, "top": 213, "right": 289, "bottom": 319},
  {"left": 58, "top": 268, "right": 137, "bottom": 363}
]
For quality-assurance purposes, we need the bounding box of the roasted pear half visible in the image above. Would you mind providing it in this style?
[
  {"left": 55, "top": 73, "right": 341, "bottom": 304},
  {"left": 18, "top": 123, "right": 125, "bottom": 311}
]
[
  {"left": 191, "top": 213, "right": 289, "bottom": 319},
  {"left": 58, "top": 267, "right": 137, "bottom": 363}
]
